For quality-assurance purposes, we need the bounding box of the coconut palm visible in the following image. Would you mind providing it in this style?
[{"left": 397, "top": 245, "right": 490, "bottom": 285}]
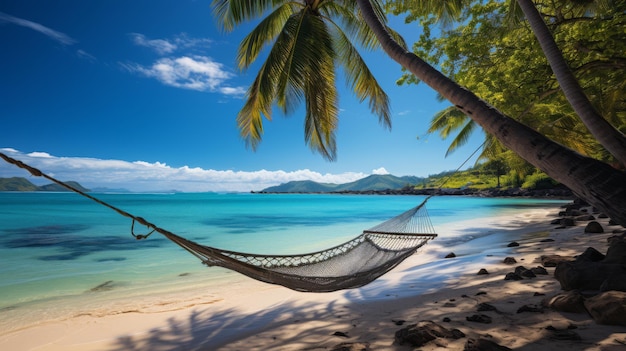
[
  {"left": 212, "top": 0, "right": 404, "bottom": 161},
  {"left": 514, "top": 0, "right": 626, "bottom": 165},
  {"left": 213, "top": 0, "right": 626, "bottom": 225},
  {"left": 358, "top": 0, "right": 626, "bottom": 225}
]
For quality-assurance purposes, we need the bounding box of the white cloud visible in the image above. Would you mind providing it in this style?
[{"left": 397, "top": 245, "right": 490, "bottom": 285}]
[
  {"left": 397, "top": 110, "right": 411, "bottom": 116},
  {"left": 0, "top": 11, "right": 76, "bottom": 45},
  {"left": 372, "top": 167, "right": 389, "bottom": 175},
  {"left": 129, "top": 33, "right": 177, "bottom": 54},
  {"left": 0, "top": 148, "right": 368, "bottom": 192},
  {"left": 129, "top": 33, "right": 212, "bottom": 54},
  {"left": 126, "top": 55, "right": 245, "bottom": 94}
]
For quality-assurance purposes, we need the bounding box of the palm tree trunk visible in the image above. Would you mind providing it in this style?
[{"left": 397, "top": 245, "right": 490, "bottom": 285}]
[
  {"left": 356, "top": 0, "right": 626, "bottom": 225},
  {"left": 517, "top": 0, "right": 626, "bottom": 166}
]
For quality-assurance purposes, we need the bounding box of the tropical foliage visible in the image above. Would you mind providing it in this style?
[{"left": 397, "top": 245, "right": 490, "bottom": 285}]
[
  {"left": 212, "top": 0, "right": 405, "bottom": 160},
  {"left": 392, "top": 0, "right": 626, "bottom": 167}
]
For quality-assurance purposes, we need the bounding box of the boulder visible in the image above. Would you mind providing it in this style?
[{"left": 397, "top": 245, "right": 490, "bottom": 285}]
[
  {"left": 584, "top": 291, "right": 626, "bottom": 326},
  {"left": 599, "top": 274, "right": 626, "bottom": 292},
  {"left": 544, "top": 291, "right": 586, "bottom": 313},
  {"left": 584, "top": 221, "right": 604, "bottom": 233},
  {"left": 394, "top": 321, "right": 464, "bottom": 347},
  {"left": 503, "top": 257, "right": 517, "bottom": 264},
  {"left": 464, "top": 338, "right": 511, "bottom": 351},
  {"left": 445, "top": 252, "right": 456, "bottom": 258},
  {"left": 604, "top": 240, "right": 626, "bottom": 264},
  {"left": 554, "top": 261, "right": 626, "bottom": 291},
  {"left": 540, "top": 254, "right": 574, "bottom": 267},
  {"left": 575, "top": 247, "right": 605, "bottom": 262}
]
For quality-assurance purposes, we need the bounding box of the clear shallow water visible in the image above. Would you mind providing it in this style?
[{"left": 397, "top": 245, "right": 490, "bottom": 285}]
[{"left": 0, "top": 192, "right": 568, "bottom": 332}]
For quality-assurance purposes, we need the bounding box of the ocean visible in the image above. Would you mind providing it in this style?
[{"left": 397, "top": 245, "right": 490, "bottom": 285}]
[{"left": 0, "top": 192, "right": 569, "bottom": 334}]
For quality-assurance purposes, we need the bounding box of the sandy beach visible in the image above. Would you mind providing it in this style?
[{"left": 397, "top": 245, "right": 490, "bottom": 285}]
[{"left": 1, "top": 201, "right": 625, "bottom": 351}]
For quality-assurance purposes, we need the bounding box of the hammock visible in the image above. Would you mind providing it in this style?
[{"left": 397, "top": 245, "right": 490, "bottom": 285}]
[{"left": 0, "top": 152, "right": 437, "bottom": 292}]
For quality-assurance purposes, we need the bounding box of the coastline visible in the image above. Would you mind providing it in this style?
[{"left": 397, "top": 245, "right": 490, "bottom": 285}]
[{"left": 1, "top": 200, "right": 624, "bottom": 350}]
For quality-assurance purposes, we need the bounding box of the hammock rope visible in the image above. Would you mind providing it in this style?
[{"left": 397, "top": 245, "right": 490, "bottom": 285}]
[{"left": 0, "top": 151, "right": 437, "bottom": 292}]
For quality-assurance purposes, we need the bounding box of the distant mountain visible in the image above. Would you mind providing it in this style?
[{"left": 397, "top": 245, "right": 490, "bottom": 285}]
[
  {"left": 0, "top": 177, "right": 90, "bottom": 192},
  {"left": 260, "top": 174, "right": 424, "bottom": 193}
]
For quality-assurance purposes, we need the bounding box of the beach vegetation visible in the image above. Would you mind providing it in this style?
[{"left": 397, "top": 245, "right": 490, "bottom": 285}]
[
  {"left": 399, "top": 0, "right": 626, "bottom": 166},
  {"left": 212, "top": 0, "right": 626, "bottom": 225}
]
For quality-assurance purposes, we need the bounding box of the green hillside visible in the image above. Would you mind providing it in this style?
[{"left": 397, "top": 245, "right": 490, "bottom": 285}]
[
  {"left": 0, "top": 177, "right": 39, "bottom": 191},
  {"left": 260, "top": 174, "right": 424, "bottom": 193},
  {"left": 0, "top": 177, "right": 90, "bottom": 192}
]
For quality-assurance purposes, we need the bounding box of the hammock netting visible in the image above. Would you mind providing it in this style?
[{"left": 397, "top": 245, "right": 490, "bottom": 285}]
[
  {"left": 0, "top": 151, "right": 438, "bottom": 293},
  {"left": 159, "top": 200, "right": 437, "bottom": 292}
]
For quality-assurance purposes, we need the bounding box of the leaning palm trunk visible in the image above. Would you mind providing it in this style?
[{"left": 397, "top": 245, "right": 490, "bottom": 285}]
[
  {"left": 357, "top": 0, "right": 626, "bottom": 225},
  {"left": 516, "top": 0, "right": 626, "bottom": 166}
]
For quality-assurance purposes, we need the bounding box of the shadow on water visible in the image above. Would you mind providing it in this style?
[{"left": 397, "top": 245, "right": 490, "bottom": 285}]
[
  {"left": 1, "top": 224, "right": 166, "bottom": 261},
  {"left": 203, "top": 212, "right": 384, "bottom": 234}
]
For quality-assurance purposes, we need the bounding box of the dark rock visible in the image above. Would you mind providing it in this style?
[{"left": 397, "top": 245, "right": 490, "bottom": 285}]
[
  {"left": 445, "top": 252, "right": 456, "bottom": 258},
  {"left": 530, "top": 266, "right": 548, "bottom": 275},
  {"left": 533, "top": 292, "right": 546, "bottom": 296},
  {"left": 560, "top": 218, "right": 576, "bottom": 227},
  {"left": 584, "top": 291, "right": 626, "bottom": 326},
  {"left": 332, "top": 331, "right": 349, "bottom": 338},
  {"left": 575, "top": 247, "right": 605, "bottom": 262},
  {"left": 604, "top": 240, "right": 626, "bottom": 264},
  {"left": 517, "top": 304, "right": 543, "bottom": 313},
  {"left": 599, "top": 274, "right": 626, "bottom": 292},
  {"left": 540, "top": 254, "right": 573, "bottom": 267},
  {"left": 442, "top": 317, "right": 451, "bottom": 323},
  {"left": 507, "top": 241, "right": 520, "bottom": 247},
  {"left": 466, "top": 314, "right": 492, "bottom": 324},
  {"left": 540, "top": 238, "right": 555, "bottom": 242},
  {"left": 549, "top": 330, "right": 582, "bottom": 341},
  {"left": 585, "top": 221, "right": 604, "bottom": 233},
  {"left": 515, "top": 266, "right": 536, "bottom": 278},
  {"left": 544, "top": 291, "right": 587, "bottom": 314},
  {"left": 464, "top": 338, "right": 511, "bottom": 351},
  {"left": 477, "top": 268, "right": 489, "bottom": 275},
  {"left": 331, "top": 342, "right": 369, "bottom": 351},
  {"left": 503, "top": 257, "right": 517, "bottom": 264},
  {"left": 555, "top": 260, "right": 626, "bottom": 291},
  {"left": 392, "top": 319, "right": 406, "bottom": 326},
  {"left": 504, "top": 272, "right": 524, "bottom": 281},
  {"left": 477, "top": 303, "right": 498, "bottom": 312},
  {"left": 394, "top": 321, "right": 465, "bottom": 347}
]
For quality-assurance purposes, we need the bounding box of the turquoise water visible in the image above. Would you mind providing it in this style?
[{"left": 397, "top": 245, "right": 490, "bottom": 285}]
[{"left": 0, "top": 192, "right": 567, "bottom": 332}]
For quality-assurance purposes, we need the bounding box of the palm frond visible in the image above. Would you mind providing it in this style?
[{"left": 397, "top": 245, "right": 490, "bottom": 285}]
[
  {"left": 427, "top": 106, "right": 469, "bottom": 137},
  {"left": 236, "top": 62, "right": 276, "bottom": 150},
  {"left": 334, "top": 28, "right": 391, "bottom": 128},
  {"left": 445, "top": 120, "right": 476, "bottom": 156},
  {"left": 212, "top": 0, "right": 290, "bottom": 32},
  {"left": 237, "top": 3, "right": 296, "bottom": 69}
]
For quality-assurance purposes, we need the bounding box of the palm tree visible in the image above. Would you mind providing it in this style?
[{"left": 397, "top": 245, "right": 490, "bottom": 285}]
[
  {"left": 357, "top": 0, "right": 626, "bottom": 225},
  {"left": 514, "top": 0, "right": 626, "bottom": 166},
  {"left": 212, "top": 0, "right": 403, "bottom": 161},
  {"left": 213, "top": 0, "right": 626, "bottom": 225}
]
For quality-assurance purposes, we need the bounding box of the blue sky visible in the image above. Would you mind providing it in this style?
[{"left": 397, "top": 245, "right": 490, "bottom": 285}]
[{"left": 0, "top": 1, "right": 484, "bottom": 192}]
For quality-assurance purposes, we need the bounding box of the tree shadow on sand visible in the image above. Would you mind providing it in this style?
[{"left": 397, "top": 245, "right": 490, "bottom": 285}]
[{"left": 105, "top": 262, "right": 626, "bottom": 350}]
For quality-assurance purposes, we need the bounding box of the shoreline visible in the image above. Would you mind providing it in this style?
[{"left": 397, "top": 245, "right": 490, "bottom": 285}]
[{"left": 2, "top": 201, "right": 625, "bottom": 350}]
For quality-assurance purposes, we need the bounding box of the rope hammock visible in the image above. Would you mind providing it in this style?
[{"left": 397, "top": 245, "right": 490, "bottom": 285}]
[{"left": 0, "top": 152, "right": 437, "bottom": 292}]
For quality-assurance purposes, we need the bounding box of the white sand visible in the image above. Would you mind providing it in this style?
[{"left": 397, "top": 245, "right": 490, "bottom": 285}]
[{"left": 2, "top": 204, "right": 625, "bottom": 350}]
